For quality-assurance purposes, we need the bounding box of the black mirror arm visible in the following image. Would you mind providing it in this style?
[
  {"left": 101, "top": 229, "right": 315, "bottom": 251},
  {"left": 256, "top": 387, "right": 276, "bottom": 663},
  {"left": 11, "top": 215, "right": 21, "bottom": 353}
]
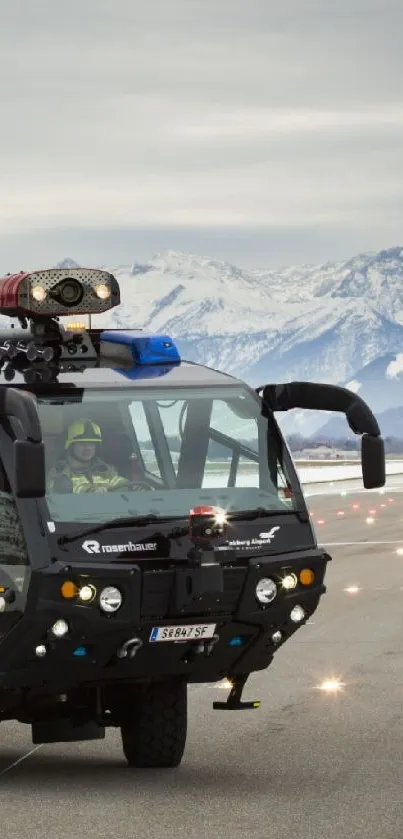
[{"left": 259, "top": 382, "right": 381, "bottom": 438}]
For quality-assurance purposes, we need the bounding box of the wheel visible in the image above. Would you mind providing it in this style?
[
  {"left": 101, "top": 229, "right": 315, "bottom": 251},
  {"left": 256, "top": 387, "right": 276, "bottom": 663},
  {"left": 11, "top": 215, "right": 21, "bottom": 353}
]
[{"left": 120, "top": 680, "right": 187, "bottom": 768}]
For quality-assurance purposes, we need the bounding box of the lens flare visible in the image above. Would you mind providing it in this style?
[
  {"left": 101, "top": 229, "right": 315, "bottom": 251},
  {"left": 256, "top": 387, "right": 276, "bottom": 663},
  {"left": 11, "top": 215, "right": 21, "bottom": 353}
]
[{"left": 316, "top": 678, "right": 345, "bottom": 693}]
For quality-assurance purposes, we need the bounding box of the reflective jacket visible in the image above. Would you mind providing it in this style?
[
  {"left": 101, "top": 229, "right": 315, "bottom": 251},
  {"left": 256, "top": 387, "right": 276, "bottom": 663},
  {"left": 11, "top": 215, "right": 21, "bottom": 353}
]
[{"left": 47, "top": 455, "right": 137, "bottom": 494}]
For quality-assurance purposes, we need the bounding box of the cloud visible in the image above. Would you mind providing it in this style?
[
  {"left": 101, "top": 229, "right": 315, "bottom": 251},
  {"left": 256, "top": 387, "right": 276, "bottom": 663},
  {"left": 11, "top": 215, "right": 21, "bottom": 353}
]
[
  {"left": 386, "top": 355, "right": 403, "bottom": 378},
  {"left": 0, "top": 0, "right": 402, "bottom": 258},
  {"left": 345, "top": 380, "right": 362, "bottom": 394}
]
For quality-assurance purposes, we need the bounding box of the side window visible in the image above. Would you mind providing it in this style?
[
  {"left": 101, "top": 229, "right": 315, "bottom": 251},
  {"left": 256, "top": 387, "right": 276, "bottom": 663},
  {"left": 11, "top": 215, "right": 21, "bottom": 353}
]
[{"left": 205, "top": 401, "right": 260, "bottom": 488}]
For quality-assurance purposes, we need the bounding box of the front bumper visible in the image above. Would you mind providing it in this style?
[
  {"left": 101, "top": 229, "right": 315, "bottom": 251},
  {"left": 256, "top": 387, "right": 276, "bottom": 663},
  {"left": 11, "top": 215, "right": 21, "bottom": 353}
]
[{"left": 0, "top": 548, "right": 330, "bottom": 695}]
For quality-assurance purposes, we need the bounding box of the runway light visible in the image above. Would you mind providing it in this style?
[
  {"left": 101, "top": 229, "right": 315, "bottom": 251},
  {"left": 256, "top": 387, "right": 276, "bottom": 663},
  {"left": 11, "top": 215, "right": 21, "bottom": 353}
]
[
  {"left": 218, "top": 678, "right": 233, "bottom": 690},
  {"left": 337, "top": 511, "right": 345, "bottom": 516},
  {"left": 366, "top": 517, "right": 375, "bottom": 524},
  {"left": 316, "top": 678, "right": 345, "bottom": 693},
  {"left": 352, "top": 504, "right": 360, "bottom": 510},
  {"left": 396, "top": 548, "right": 403, "bottom": 556},
  {"left": 344, "top": 585, "right": 360, "bottom": 594},
  {"left": 317, "top": 519, "right": 326, "bottom": 525}
]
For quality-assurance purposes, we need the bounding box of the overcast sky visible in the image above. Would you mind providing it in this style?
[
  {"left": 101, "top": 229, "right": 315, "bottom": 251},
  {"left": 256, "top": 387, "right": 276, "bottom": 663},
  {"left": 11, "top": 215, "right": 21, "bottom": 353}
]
[{"left": 0, "top": 0, "right": 402, "bottom": 271}]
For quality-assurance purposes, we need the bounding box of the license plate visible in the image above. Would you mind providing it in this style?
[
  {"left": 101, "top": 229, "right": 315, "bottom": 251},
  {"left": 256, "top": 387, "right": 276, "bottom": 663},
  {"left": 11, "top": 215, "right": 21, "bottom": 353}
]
[{"left": 149, "top": 623, "right": 216, "bottom": 643}]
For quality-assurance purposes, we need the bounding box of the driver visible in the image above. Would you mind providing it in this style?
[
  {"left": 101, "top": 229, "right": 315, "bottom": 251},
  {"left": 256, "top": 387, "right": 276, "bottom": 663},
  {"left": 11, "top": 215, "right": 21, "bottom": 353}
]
[{"left": 47, "top": 419, "right": 150, "bottom": 493}]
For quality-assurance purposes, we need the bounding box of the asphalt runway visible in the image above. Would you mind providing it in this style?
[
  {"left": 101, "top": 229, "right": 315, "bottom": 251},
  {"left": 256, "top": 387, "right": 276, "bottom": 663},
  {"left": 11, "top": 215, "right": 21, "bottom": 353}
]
[{"left": 2, "top": 479, "right": 403, "bottom": 839}]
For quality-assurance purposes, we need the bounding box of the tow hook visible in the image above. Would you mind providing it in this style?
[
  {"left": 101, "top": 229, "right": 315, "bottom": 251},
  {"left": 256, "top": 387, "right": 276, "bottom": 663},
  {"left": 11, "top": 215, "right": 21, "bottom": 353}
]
[
  {"left": 213, "top": 674, "right": 261, "bottom": 711},
  {"left": 116, "top": 637, "right": 143, "bottom": 659},
  {"left": 182, "top": 633, "right": 219, "bottom": 663}
]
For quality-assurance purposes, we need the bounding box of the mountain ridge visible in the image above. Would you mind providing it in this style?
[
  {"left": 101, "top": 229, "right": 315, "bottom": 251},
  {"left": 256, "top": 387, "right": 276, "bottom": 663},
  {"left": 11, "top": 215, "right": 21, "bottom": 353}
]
[{"left": 26, "top": 246, "right": 403, "bottom": 437}]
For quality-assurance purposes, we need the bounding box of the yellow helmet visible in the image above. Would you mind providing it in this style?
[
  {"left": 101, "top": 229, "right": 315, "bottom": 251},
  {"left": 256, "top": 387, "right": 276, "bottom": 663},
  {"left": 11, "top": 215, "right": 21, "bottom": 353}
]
[{"left": 65, "top": 418, "right": 102, "bottom": 450}]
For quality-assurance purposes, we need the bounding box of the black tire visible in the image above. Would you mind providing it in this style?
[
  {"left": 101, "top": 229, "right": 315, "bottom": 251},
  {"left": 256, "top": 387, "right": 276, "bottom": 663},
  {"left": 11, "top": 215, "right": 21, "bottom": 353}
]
[{"left": 120, "top": 680, "right": 187, "bottom": 768}]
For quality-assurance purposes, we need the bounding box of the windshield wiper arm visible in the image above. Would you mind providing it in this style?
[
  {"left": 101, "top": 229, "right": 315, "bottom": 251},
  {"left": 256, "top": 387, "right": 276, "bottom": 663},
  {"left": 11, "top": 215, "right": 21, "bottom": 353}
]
[
  {"left": 57, "top": 514, "right": 185, "bottom": 546},
  {"left": 225, "top": 507, "right": 293, "bottom": 522}
]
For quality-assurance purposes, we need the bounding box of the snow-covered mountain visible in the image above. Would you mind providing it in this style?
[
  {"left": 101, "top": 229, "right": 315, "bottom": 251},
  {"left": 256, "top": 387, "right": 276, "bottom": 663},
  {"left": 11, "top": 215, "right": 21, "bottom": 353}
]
[
  {"left": 315, "top": 353, "right": 403, "bottom": 439},
  {"left": 55, "top": 246, "right": 403, "bottom": 379},
  {"left": 5, "top": 246, "right": 402, "bottom": 436},
  {"left": 52, "top": 247, "right": 403, "bottom": 435}
]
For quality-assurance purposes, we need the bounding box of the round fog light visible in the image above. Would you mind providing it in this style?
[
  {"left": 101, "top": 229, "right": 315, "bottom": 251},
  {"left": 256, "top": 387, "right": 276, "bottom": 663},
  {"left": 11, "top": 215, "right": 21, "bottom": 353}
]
[
  {"left": 35, "top": 644, "right": 47, "bottom": 657},
  {"left": 99, "top": 586, "right": 122, "bottom": 614},
  {"left": 290, "top": 605, "right": 305, "bottom": 623},
  {"left": 51, "top": 618, "right": 69, "bottom": 637},
  {"left": 255, "top": 578, "right": 277, "bottom": 605},
  {"left": 272, "top": 631, "right": 282, "bottom": 644}
]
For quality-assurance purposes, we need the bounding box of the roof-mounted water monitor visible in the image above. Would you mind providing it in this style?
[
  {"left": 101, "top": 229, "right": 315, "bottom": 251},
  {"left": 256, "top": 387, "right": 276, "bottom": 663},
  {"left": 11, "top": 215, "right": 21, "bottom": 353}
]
[{"left": 0, "top": 267, "right": 120, "bottom": 320}]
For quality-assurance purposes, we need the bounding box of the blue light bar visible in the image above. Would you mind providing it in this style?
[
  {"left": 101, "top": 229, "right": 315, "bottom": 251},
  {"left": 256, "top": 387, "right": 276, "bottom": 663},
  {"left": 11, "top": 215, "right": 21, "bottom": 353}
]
[
  {"left": 115, "top": 365, "right": 177, "bottom": 381},
  {"left": 100, "top": 330, "right": 181, "bottom": 365}
]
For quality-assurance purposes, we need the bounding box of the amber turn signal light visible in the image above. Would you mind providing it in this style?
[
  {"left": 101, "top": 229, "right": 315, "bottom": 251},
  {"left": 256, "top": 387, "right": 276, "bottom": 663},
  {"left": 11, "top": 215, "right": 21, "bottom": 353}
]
[
  {"left": 60, "top": 581, "right": 79, "bottom": 599},
  {"left": 299, "top": 569, "right": 315, "bottom": 586}
]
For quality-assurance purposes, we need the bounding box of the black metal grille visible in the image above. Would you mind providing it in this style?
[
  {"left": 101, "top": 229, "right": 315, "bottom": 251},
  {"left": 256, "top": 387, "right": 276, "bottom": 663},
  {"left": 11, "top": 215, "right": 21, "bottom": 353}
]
[{"left": 141, "top": 567, "right": 247, "bottom": 619}]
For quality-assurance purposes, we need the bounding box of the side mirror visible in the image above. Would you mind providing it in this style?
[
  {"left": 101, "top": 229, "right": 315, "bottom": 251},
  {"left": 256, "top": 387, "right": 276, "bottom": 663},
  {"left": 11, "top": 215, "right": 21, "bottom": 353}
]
[
  {"left": 260, "top": 380, "right": 386, "bottom": 489},
  {"left": 0, "top": 387, "right": 46, "bottom": 498},
  {"left": 361, "top": 434, "right": 385, "bottom": 490},
  {"left": 14, "top": 440, "right": 46, "bottom": 498}
]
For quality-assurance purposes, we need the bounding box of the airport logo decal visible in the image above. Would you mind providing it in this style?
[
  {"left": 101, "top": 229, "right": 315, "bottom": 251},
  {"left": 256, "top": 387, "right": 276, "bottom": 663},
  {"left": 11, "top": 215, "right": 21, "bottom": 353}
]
[{"left": 226, "top": 526, "right": 281, "bottom": 551}]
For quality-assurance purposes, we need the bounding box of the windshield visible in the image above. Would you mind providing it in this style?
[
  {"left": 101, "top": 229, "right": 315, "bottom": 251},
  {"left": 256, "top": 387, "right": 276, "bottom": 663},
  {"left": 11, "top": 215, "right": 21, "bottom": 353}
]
[{"left": 36, "top": 385, "right": 301, "bottom": 526}]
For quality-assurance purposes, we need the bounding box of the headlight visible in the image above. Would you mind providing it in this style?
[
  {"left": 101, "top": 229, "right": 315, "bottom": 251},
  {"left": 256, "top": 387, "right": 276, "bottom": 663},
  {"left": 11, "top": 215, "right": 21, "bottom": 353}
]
[
  {"left": 32, "top": 284, "right": 47, "bottom": 302},
  {"left": 78, "top": 584, "right": 96, "bottom": 602},
  {"left": 51, "top": 618, "right": 69, "bottom": 637},
  {"left": 255, "top": 578, "right": 277, "bottom": 604},
  {"left": 99, "top": 586, "right": 123, "bottom": 613},
  {"left": 94, "top": 283, "right": 111, "bottom": 300},
  {"left": 282, "top": 573, "right": 298, "bottom": 591}
]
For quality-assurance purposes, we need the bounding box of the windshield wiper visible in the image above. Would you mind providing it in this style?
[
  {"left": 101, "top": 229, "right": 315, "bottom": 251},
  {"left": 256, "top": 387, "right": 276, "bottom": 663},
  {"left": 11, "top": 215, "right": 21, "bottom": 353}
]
[
  {"left": 57, "top": 514, "right": 186, "bottom": 546},
  {"left": 225, "top": 507, "right": 293, "bottom": 522}
]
